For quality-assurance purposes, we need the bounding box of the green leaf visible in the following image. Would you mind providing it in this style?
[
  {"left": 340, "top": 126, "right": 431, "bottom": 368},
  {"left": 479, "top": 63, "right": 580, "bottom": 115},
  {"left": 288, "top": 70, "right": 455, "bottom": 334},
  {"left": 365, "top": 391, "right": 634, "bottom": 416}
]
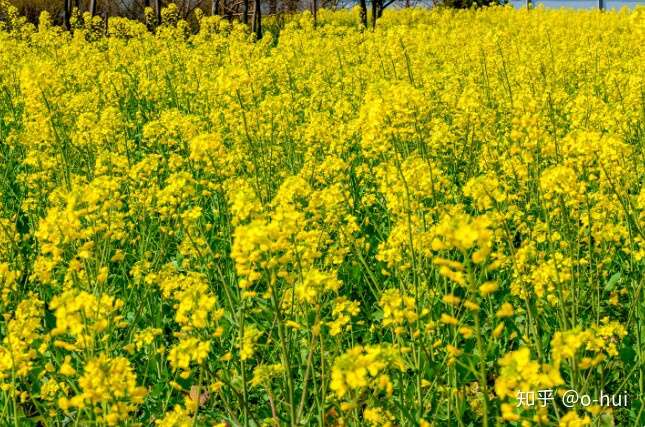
[
  {"left": 598, "top": 413, "right": 615, "bottom": 427},
  {"left": 620, "top": 344, "right": 636, "bottom": 364},
  {"left": 605, "top": 272, "right": 621, "bottom": 291}
]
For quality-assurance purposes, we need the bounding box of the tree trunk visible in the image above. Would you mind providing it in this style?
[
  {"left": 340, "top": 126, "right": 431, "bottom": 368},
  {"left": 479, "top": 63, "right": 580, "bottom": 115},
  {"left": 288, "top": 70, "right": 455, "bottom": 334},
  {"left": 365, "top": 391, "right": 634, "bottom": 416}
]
[
  {"left": 75, "top": 0, "right": 81, "bottom": 12},
  {"left": 212, "top": 0, "right": 219, "bottom": 15},
  {"left": 89, "top": 0, "right": 97, "bottom": 16},
  {"left": 312, "top": 0, "right": 317, "bottom": 27},
  {"left": 64, "top": 0, "right": 71, "bottom": 29},
  {"left": 243, "top": 0, "right": 249, "bottom": 25},
  {"left": 155, "top": 0, "right": 162, "bottom": 24},
  {"left": 359, "top": 0, "right": 367, "bottom": 28},
  {"left": 253, "top": 0, "right": 262, "bottom": 38},
  {"left": 143, "top": 0, "right": 152, "bottom": 30},
  {"left": 371, "top": 0, "right": 376, "bottom": 29}
]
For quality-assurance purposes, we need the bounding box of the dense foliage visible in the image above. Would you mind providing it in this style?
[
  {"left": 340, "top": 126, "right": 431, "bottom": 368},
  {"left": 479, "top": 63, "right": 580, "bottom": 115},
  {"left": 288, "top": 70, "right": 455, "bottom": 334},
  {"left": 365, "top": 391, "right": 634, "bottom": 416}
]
[{"left": 0, "top": 3, "right": 644, "bottom": 426}]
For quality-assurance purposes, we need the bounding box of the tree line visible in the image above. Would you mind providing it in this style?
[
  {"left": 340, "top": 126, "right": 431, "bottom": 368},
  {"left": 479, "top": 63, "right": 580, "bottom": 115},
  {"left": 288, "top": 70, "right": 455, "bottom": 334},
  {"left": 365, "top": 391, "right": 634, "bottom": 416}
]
[{"left": 4, "top": 0, "right": 504, "bottom": 38}]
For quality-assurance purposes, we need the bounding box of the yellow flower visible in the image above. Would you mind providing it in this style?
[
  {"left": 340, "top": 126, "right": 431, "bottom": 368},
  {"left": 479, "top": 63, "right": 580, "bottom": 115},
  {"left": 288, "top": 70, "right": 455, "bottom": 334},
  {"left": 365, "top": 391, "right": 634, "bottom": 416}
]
[
  {"left": 478, "top": 281, "right": 498, "bottom": 297},
  {"left": 559, "top": 411, "right": 591, "bottom": 427},
  {"left": 59, "top": 356, "right": 76, "bottom": 377},
  {"left": 239, "top": 326, "right": 261, "bottom": 361},
  {"left": 49, "top": 290, "right": 124, "bottom": 350},
  {"left": 63, "top": 354, "right": 146, "bottom": 425},
  {"left": 251, "top": 363, "right": 284, "bottom": 387},
  {"left": 168, "top": 338, "right": 211, "bottom": 371},
  {"left": 440, "top": 313, "right": 459, "bottom": 326},
  {"left": 492, "top": 323, "right": 505, "bottom": 338},
  {"left": 331, "top": 345, "right": 404, "bottom": 399},
  {"left": 496, "top": 303, "right": 514, "bottom": 318},
  {"left": 494, "top": 348, "right": 562, "bottom": 405},
  {"left": 155, "top": 404, "right": 193, "bottom": 427},
  {"left": 442, "top": 294, "right": 461, "bottom": 306},
  {"left": 379, "top": 289, "right": 418, "bottom": 328},
  {"left": 459, "top": 326, "right": 474, "bottom": 339}
]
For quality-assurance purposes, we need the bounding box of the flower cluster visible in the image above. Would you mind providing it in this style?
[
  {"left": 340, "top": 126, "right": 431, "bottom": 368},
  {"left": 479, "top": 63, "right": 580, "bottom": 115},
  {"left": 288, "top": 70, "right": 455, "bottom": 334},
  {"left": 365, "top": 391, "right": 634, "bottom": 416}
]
[{"left": 0, "top": 3, "right": 642, "bottom": 425}]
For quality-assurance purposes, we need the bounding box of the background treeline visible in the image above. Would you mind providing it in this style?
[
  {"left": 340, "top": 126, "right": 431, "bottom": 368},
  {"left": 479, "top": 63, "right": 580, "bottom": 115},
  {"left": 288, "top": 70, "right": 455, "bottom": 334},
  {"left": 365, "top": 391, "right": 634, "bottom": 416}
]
[
  {"left": 4, "top": 0, "right": 502, "bottom": 30},
  {"left": 8, "top": 0, "right": 342, "bottom": 23}
]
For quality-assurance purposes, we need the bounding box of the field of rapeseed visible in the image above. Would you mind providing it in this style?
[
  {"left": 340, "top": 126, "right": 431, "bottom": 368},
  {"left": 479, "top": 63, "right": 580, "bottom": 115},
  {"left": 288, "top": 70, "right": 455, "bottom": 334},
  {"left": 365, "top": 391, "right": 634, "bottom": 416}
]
[{"left": 0, "top": 2, "right": 644, "bottom": 426}]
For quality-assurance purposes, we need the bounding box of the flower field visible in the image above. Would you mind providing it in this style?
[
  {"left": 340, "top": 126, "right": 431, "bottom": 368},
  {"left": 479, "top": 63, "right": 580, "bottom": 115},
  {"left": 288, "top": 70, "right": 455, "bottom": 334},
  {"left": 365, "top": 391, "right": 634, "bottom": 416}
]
[{"left": 0, "top": 3, "right": 644, "bottom": 426}]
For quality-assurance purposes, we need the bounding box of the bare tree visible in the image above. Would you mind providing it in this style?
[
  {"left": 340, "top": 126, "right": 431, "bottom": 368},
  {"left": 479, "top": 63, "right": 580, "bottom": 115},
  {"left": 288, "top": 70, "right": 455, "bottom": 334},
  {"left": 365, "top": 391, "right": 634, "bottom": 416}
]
[
  {"left": 358, "top": 0, "right": 367, "bottom": 27},
  {"left": 8, "top": 0, "right": 389, "bottom": 33},
  {"left": 378, "top": 0, "right": 396, "bottom": 17},
  {"left": 369, "top": 0, "right": 397, "bottom": 27},
  {"left": 253, "top": 0, "right": 261, "bottom": 37},
  {"left": 63, "top": 0, "right": 70, "bottom": 27}
]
